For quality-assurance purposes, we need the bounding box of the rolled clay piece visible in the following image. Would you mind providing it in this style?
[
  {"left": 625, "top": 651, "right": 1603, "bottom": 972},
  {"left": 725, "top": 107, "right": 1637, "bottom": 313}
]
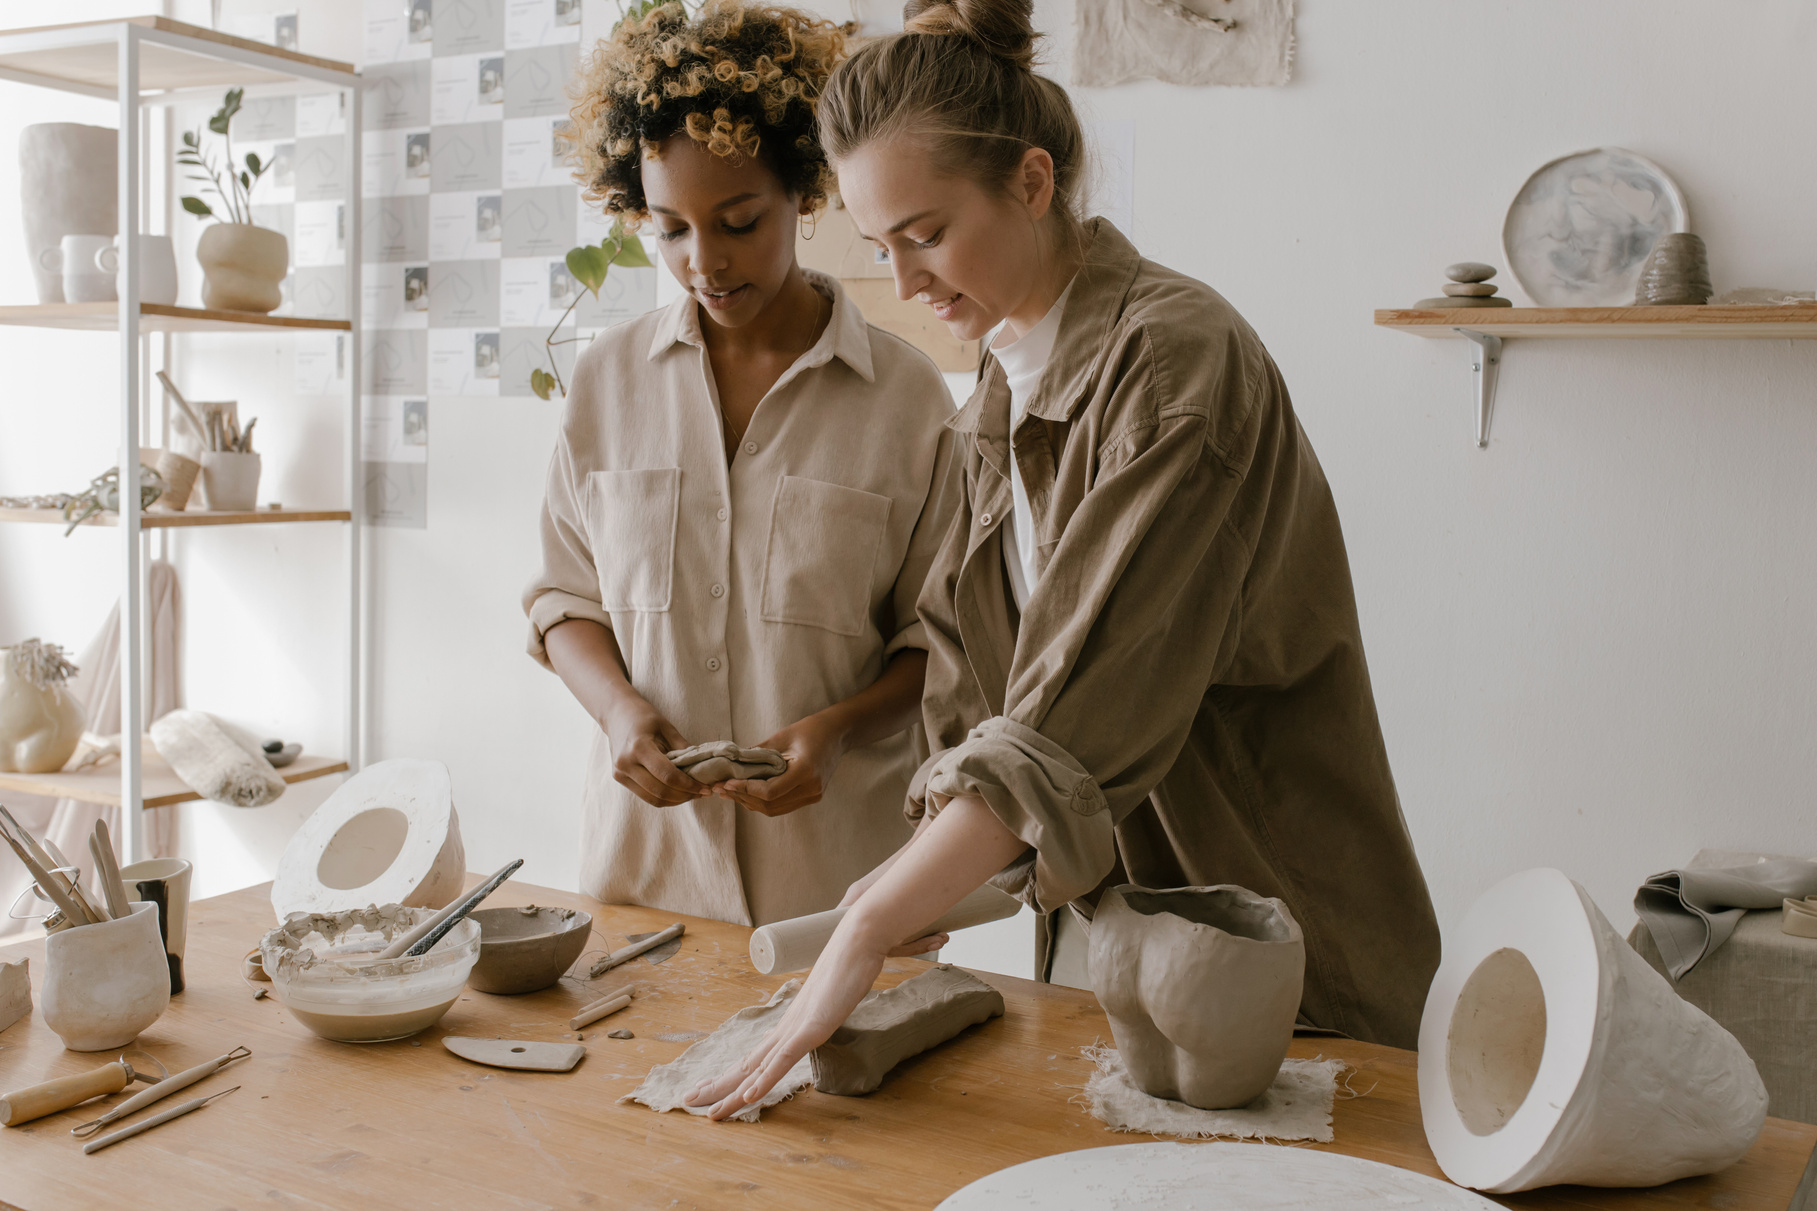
[
  {"left": 810, "top": 964, "right": 1004, "bottom": 1096},
  {"left": 0, "top": 959, "right": 28, "bottom": 1034},
  {"left": 750, "top": 883, "right": 1021, "bottom": 975},
  {"left": 666, "top": 742, "right": 787, "bottom": 784}
]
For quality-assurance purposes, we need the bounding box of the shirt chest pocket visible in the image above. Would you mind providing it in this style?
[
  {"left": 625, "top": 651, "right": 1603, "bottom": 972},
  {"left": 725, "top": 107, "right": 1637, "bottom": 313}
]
[
  {"left": 585, "top": 468, "right": 680, "bottom": 612},
  {"left": 759, "top": 476, "right": 893, "bottom": 638}
]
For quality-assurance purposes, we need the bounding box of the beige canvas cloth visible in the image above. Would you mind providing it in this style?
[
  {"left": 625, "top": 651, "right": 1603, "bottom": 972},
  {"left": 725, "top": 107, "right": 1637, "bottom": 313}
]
[
  {"left": 1073, "top": 0, "right": 1294, "bottom": 88},
  {"left": 0, "top": 561, "right": 181, "bottom": 943},
  {"left": 1082, "top": 1046, "right": 1346, "bottom": 1142},
  {"left": 911, "top": 220, "right": 1439, "bottom": 1049},
  {"left": 525, "top": 274, "right": 961, "bottom": 926}
]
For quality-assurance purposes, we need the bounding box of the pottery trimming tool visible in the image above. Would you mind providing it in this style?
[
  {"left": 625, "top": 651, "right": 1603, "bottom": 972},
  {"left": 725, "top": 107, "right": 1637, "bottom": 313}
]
[
  {"left": 0, "top": 806, "right": 95, "bottom": 926},
  {"left": 587, "top": 922, "right": 684, "bottom": 978},
  {"left": 374, "top": 857, "right": 523, "bottom": 960},
  {"left": 70, "top": 1046, "right": 250, "bottom": 1137},
  {"left": 1, "top": 1054, "right": 170, "bottom": 1127},
  {"left": 82, "top": 1085, "right": 239, "bottom": 1154}
]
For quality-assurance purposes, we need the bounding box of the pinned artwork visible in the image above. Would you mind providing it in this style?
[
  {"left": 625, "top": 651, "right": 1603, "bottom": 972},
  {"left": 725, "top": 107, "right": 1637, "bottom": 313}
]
[{"left": 1073, "top": 0, "right": 1294, "bottom": 89}]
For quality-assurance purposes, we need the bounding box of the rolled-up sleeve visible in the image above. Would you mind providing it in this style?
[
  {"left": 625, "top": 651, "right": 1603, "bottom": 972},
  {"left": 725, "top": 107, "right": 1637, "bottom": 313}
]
[
  {"left": 924, "top": 392, "right": 1258, "bottom": 911},
  {"left": 884, "top": 426, "right": 963, "bottom": 660},
  {"left": 522, "top": 427, "right": 613, "bottom": 669}
]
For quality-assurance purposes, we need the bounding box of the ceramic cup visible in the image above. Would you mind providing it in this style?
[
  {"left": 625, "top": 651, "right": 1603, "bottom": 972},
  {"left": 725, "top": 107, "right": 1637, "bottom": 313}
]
[
  {"left": 95, "top": 235, "right": 180, "bottom": 306},
  {"left": 39, "top": 234, "right": 117, "bottom": 303},
  {"left": 121, "top": 857, "right": 192, "bottom": 995},
  {"left": 42, "top": 901, "right": 170, "bottom": 1050},
  {"left": 199, "top": 451, "right": 261, "bottom": 511}
]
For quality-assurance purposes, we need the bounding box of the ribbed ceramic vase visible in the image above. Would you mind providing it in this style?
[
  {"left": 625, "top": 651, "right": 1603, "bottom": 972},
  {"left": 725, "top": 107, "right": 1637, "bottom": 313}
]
[
  {"left": 197, "top": 223, "right": 288, "bottom": 313},
  {"left": 42, "top": 902, "right": 171, "bottom": 1050}
]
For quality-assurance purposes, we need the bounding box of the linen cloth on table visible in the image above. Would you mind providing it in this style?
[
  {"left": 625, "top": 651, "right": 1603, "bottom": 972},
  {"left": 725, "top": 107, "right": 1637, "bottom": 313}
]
[
  {"left": 1081, "top": 1045, "right": 1347, "bottom": 1142},
  {"left": 1634, "top": 849, "right": 1817, "bottom": 978}
]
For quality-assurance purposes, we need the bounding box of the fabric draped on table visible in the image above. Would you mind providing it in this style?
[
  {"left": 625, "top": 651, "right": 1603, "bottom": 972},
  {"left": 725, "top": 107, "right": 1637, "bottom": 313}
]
[
  {"left": 1634, "top": 851, "right": 1817, "bottom": 979},
  {"left": 0, "top": 560, "right": 182, "bottom": 943}
]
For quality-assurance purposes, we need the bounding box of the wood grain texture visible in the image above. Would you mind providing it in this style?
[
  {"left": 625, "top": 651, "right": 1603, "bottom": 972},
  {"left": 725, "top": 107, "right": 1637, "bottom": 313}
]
[
  {"left": 1375, "top": 304, "right": 1817, "bottom": 339},
  {"left": 0, "top": 16, "right": 355, "bottom": 90},
  {"left": 0, "top": 741, "right": 344, "bottom": 808},
  {"left": 0, "top": 508, "right": 351, "bottom": 529},
  {"left": 0, "top": 304, "right": 350, "bottom": 333},
  {"left": 0, "top": 879, "right": 1809, "bottom": 1210}
]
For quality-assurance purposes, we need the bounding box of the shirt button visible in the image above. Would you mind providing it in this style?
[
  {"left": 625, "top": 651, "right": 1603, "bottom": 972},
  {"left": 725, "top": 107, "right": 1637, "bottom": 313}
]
[
  {"left": 716, "top": 507, "right": 728, "bottom": 521},
  {"left": 743, "top": 441, "right": 758, "bottom": 455},
  {"left": 979, "top": 512, "right": 992, "bottom": 525},
  {"left": 706, "top": 657, "right": 721, "bottom": 672},
  {"left": 710, "top": 583, "right": 725, "bottom": 598}
]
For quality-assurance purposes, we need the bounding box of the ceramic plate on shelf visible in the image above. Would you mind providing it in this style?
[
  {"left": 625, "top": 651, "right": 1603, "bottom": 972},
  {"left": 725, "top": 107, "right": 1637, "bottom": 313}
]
[{"left": 1502, "top": 147, "right": 1689, "bottom": 307}]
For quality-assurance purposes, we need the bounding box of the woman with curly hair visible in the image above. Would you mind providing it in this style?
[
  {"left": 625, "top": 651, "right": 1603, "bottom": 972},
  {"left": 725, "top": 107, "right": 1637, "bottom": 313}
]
[{"left": 523, "top": 0, "right": 960, "bottom": 929}]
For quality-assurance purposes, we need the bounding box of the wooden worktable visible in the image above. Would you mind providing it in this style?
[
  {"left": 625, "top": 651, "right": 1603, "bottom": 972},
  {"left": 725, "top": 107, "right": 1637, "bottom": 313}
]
[{"left": 1, "top": 878, "right": 1812, "bottom": 1210}]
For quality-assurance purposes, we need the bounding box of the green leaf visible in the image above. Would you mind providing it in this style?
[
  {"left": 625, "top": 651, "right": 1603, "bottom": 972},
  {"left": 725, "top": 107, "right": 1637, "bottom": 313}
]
[
  {"left": 246, "top": 151, "right": 262, "bottom": 175},
  {"left": 180, "top": 196, "right": 214, "bottom": 217},
  {"left": 608, "top": 223, "right": 653, "bottom": 268},
  {"left": 239, "top": 170, "right": 251, "bottom": 190},
  {"left": 565, "top": 243, "right": 610, "bottom": 298},
  {"left": 181, "top": 130, "right": 197, "bottom": 147},
  {"left": 530, "top": 369, "right": 554, "bottom": 400}
]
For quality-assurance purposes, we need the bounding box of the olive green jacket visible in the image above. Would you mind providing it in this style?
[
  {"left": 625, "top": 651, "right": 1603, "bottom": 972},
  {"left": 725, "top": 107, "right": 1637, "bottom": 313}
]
[{"left": 911, "top": 220, "right": 1440, "bottom": 1048}]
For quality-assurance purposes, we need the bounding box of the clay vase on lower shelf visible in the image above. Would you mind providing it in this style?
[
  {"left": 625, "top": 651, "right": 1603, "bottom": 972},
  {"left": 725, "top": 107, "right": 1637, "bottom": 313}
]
[
  {"left": 200, "top": 451, "right": 261, "bottom": 511},
  {"left": 1089, "top": 884, "right": 1305, "bottom": 1110},
  {"left": 42, "top": 902, "right": 171, "bottom": 1051},
  {"left": 196, "top": 222, "right": 288, "bottom": 313}
]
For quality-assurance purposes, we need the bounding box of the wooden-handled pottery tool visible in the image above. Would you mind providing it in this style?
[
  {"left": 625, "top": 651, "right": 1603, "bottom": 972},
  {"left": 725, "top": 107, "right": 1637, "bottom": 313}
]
[
  {"left": 443, "top": 1037, "right": 585, "bottom": 1072},
  {"left": 375, "top": 858, "right": 523, "bottom": 960},
  {"left": 82, "top": 1085, "right": 239, "bottom": 1155},
  {"left": 89, "top": 819, "right": 132, "bottom": 921},
  {"left": 587, "top": 923, "right": 684, "bottom": 979},
  {"left": 70, "top": 1046, "right": 251, "bottom": 1138},
  {"left": 570, "top": 986, "right": 633, "bottom": 1031},
  {"left": 1, "top": 1054, "right": 170, "bottom": 1127},
  {"left": 0, "top": 807, "right": 95, "bottom": 926}
]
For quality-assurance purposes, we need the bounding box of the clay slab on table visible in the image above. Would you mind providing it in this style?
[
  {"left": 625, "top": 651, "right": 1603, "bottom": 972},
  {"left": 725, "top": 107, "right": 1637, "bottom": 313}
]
[
  {"left": 811, "top": 964, "right": 1005, "bottom": 1096},
  {"left": 0, "top": 958, "right": 29, "bottom": 1033}
]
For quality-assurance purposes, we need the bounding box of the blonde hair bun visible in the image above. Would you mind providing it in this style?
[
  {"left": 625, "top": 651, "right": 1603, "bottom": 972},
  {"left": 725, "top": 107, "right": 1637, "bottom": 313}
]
[{"left": 902, "top": 0, "right": 1037, "bottom": 69}]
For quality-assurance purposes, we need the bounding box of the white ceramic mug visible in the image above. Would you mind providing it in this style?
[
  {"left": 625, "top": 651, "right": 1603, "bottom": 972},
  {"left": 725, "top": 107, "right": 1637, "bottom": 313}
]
[
  {"left": 38, "top": 234, "right": 117, "bottom": 303},
  {"left": 95, "top": 235, "right": 180, "bottom": 305},
  {"left": 200, "top": 451, "right": 261, "bottom": 511},
  {"left": 122, "top": 857, "right": 193, "bottom": 995}
]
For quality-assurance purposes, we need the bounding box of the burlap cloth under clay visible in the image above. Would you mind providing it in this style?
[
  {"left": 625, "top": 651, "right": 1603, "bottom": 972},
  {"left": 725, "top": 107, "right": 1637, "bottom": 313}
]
[{"left": 666, "top": 742, "right": 787, "bottom": 784}]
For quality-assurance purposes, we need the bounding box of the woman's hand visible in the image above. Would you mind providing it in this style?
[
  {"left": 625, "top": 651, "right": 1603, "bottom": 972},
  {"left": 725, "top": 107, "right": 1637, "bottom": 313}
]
[
  {"left": 714, "top": 714, "right": 846, "bottom": 817},
  {"left": 604, "top": 699, "right": 706, "bottom": 807}
]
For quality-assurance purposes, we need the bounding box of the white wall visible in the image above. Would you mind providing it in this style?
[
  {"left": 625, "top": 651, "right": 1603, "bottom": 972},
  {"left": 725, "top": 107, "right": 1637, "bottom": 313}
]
[{"left": 5, "top": 2, "right": 1812, "bottom": 972}]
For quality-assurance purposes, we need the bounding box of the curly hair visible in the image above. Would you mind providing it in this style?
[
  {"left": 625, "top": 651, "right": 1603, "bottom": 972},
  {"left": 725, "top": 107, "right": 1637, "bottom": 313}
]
[{"left": 569, "top": 0, "right": 845, "bottom": 222}]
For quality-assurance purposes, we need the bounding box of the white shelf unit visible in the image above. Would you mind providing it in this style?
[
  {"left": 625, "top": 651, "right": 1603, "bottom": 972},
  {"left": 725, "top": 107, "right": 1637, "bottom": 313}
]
[{"left": 0, "top": 17, "right": 363, "bottom": 863}]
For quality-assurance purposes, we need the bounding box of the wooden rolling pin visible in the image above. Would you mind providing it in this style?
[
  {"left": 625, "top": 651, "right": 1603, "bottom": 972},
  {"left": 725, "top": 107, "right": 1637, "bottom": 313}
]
[
  {"left": 748, "top": 884, "right": 1022, "bottom": 975},
  {"left": 2, "top": 1060, "right": 151, "bottom": 1128}
]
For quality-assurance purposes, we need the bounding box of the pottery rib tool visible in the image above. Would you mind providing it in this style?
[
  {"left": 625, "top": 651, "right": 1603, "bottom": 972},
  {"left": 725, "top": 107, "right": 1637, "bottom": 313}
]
[
  {"left": 587, "top": 923, "right": 684, "bottom": 979},
  {"left": 82, "top": 1085, "right": 238, "bottom": 1155},
  {"left": 89, "top": 819, "right": 131, "bottom": 920},
  {"left": 376, "top": 858, "right": 523, "bottom": 960},
  {"left": 443, "top": 1037, "right": 586, "bottom": 1072},
  {"left": 155, "top": 371, "right": 207, "bottom": 443},
  {"left": 2, "top": 1055, "right": 169, "bottom": 1128},
  {"left": 570, "top": 987, "right": 634, "bottom": 1031},
  {"left": 70, "top": 1046, "right": 250, "bottom": 1137}
]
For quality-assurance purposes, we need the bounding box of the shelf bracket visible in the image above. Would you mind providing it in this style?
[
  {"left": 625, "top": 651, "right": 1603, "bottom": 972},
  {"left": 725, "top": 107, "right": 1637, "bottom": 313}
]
[{"left": 1454, "top": 329, "right": 1502, "bottom": 448}]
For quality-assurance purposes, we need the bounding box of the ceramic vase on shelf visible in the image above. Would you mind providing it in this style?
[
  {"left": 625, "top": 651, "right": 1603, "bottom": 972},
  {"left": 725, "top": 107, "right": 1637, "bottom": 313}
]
[
  {"left": 200, "top": 451, "right": 261, "bottom": 511},
  {"left": 42, "top": 902, "right": 171, "bottom": 1051},
  {"left": 19, "top": 122, "right": 116, "bottom": 304},
  {"left": 0, "top": 640, "right": 86, "bottom": 775},
  {"left": 196, "top": 223, "right": 288, "bottom": 313}
]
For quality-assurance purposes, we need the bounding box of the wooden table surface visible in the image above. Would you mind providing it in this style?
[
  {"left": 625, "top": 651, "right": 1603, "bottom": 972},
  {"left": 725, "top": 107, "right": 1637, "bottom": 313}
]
[{"left": 1, "top": 877, "right": 1812, "bottom": 1211}]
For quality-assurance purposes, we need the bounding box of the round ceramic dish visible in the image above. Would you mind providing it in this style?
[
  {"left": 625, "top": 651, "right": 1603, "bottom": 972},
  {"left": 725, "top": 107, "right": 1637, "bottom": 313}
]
[
  {"left": 1502, "top": 147, "right": 1688, "bottom": 307},
  {"left": 467, "top": 905, "right": 592, "bottom": 994},
  {"left": 261, "top": 906, "right": 480, "bottom": 1043}
]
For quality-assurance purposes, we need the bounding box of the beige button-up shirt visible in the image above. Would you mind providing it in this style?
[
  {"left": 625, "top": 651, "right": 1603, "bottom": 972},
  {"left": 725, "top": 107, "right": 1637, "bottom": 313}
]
[
  {"left": 913, "top": 220, "right": 1441, "bottom": 1048},
  {"left": 525, "top": 274, "right": 960, "bottom": 926}
]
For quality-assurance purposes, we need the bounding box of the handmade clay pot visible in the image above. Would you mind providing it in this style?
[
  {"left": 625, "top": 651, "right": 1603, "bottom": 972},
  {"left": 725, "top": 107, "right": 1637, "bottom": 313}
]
[
  {"left": 1089, "top": 884, "right": 1305, "bottom": 1110},
  {"left": 199, "top": 451, "right": 261, "bottom": 511},
  {"left": 19, "top": 123, "right": 116, "bottom": 304},
  {"left": 1634, "top": 233, "right": 1713, "bottom": 306},
  {"left": 42, "top": 902, "right": 171, "bottom": 1051},
  {"left": 467, "top": 906, "right": 593, "bottom": 994},
  {"left": 196, "top": 223, "right": 288, "bottom": 313},
  {"left": 0, "top": 646, "right": 86, "bottom": 774}
]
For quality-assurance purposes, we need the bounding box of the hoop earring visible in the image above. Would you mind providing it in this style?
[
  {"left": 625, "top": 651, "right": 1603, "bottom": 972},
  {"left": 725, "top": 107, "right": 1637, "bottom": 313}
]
[{"left": 800, "top": 211, "right": 818, "bottom": 241}]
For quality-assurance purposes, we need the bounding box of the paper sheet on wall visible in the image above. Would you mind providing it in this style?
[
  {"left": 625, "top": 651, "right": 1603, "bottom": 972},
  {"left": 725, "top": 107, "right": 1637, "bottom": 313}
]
[{"left": 1073, "top": 0, "right": 1294, "bottom": 88}]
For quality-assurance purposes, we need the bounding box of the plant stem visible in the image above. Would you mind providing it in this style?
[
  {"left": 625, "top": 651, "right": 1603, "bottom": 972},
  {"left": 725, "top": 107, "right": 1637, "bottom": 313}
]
[{"left": 542, "top": 291, "right": 586, "bottom": 397}]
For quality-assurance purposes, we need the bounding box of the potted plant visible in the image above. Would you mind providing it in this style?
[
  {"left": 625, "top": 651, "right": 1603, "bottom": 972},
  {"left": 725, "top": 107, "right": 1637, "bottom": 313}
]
[
  {"left": 531, "top": 219, "right": 652, "bottom": 399},
  {"left": 179, "top": 88, "right": 287, "bottom": 313}
]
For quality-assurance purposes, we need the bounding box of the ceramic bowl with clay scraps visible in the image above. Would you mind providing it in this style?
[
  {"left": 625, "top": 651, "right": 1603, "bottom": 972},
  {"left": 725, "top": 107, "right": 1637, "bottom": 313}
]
[{"left": 466, "top": 905, "right": 592, "bottom": 995}]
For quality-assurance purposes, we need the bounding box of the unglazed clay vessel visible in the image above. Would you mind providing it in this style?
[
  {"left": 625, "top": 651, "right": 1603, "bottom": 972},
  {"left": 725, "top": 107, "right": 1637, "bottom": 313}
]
[
  {"left": 196, "top": 223, "right": 288, "bottom": 313},
  {"left": 467, "top": 905, "right": 592, "bottom": 994},
  {"left": 42, "top": 902, "right": 171, "bottom": 1051},
  {"left": 0, "top": 642, "right": 86, "bottom": 774},
  {"left": 1089, "top": 884, "right": 1305, "bottom": 1110},
  {"left": 19, "top": 123, "right": 116, "bottom": 304}
]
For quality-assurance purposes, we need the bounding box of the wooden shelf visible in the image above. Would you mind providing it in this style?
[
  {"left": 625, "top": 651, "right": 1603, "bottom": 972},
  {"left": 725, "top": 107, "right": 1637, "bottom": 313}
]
[
  {"left": 0, "top": 741, "right": 345, "bottom": 809},
  {"left": 0, "top": 16, "right": 355, "bottom": 94},
  {"left": 1375, "top": 303, "right": 1817, "bottom": 339},
  {"left": 0, "top": 506, "right": 352, "bottom": 529},
  {"left": 0, "top": 302, "right": 349, "bottom": 333}
]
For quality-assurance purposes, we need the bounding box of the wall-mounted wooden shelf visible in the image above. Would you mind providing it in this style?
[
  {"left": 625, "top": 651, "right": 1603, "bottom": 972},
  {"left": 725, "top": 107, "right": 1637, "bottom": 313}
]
[
  {"left": 0, "top": 742, "right": 346, "bottom": 809},
  {"left": 1376, "top": 304, "right": 1817, "bottom": 446},
  {"left": 0, "top": 507, "right": 353, "bottom": 528},
  {"left": 0, "top": 15, "right": 355, "bottom": 98},
  {"left": 0, "top": 302, "right": 350, "bottom": 333}
]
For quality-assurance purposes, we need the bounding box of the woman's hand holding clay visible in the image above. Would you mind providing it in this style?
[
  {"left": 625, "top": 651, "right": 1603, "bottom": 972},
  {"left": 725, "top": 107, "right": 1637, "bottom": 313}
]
[
  {"left": 713, "top": 714, "right": 845, "bottom": 817},
  {"left": 685, "top": 796, "right": 1026, "bottom": 1120},
  {"left": 604, "top": 699, "right": 706, "bottom": 808}
]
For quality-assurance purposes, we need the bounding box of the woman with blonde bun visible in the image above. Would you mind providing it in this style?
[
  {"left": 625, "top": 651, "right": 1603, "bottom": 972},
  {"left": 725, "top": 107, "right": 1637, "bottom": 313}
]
[
  {"left": 687, "top": 0, "right": 1440, "bottom": 1118},
  {"left": 525, "top": 0, "right": 960, "bottom": 930}
]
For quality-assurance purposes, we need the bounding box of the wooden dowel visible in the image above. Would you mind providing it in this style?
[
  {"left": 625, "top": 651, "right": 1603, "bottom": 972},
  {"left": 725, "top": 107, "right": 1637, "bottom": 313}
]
[
  {"left": 570, "top": 989, "right": 632, "bottom": 1031},
  {"left": 586, "top": 923, "right": 684, "bottom": 979},
  {"left": 91, "top": 820, "right": 131, "bottom": 920}
]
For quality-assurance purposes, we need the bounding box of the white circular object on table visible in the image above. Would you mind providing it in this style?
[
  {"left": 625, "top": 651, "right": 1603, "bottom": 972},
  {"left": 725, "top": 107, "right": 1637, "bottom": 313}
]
[
  {"left": 936, "top": 1143, "right": 1502, "bottom": 1210},
  {"left": 271, "top": 758, "right": 466, "bottom": 920},
  {"left": 1502, "top": 147, "right": 1688, "bottom": 306}
]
